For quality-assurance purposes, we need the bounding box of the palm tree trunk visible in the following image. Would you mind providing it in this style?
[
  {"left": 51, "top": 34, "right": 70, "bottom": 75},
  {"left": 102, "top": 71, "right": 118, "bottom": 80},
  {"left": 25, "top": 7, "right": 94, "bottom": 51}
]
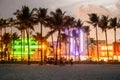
[
  {"left": 5, "top": 45, "right": 8, "bottom": 61},
  {"left": 40, "top": 22, "right": 43, "bottom": 65},
  {"left": 0, "top": 28, "right": 2, "bottom": 60},
  {"left": 78, "top": 29, "right": 81, "bottom": 62},
  {"left": 21, "top": 31, "right": 23, "bottom": 61},
  {"left": 12, "top": 41, "right": 15, "bottom": 59},
  {"left": 65, "top": 42, "right": 67, "bottom": 60},
  {"left": 21, "top": 38, "right": 23, "bottom": 61},
  {"left": 55, "top": 30, "right": 60, "bottom": 64},
  {"left": 59, "top": 31, "right": 62, "bottom": 59},
  {"left": 114, "top": 28, "right": 117, "bottom": 43},
  {"left": 68, "top": 29, "right": 71, "bottom": 61},
  {"left": 95, "top": 25, "right": 99, "bottom": 61},
  {"left": 26, "top": 28, "right": 30, "bottom": 65},
  {"left": 77, "top": 36, "right": 80, "bottom": 62},
  {"left": 87, "top": 35, "right": 89, "bottom": 59},
  {"left": 10, "top": 26, "right": 13, "bottom": 61},
  {"left": 38, "top": 41, "right": 40, "bottom": 61},
  {"left": 75, "top": 38, "right": 77, "bottom": 61},
  {"left": 59, "top": 40, "right": 62, "bottom": 59},
  {"left": 50, "top": 32, "right": 55, "bottom": 59},
  {"left": 23, "top": 30, "right": 25, "bottom": 61},
  {"left": 105, "top": 30, "right": 109, "bottom": 61},
  {"left": 76, "top": 38, "right": 80, "bottom": 62},
  {"left": 114, "top": 28, "right": 117, "bottom": 60}
]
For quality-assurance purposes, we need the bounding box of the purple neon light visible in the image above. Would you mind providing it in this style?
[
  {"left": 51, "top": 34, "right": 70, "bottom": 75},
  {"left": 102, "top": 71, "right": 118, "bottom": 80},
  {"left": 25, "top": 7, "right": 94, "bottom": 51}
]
[
  {"left": 76, "top": 30, "right": 79, "bottom": 34},
  {"left": 69, "top": 29, "right": 84, "bottom": 56},
  {"left": 64, "top": 29, "right": 69, "bottom": 33},
  {"left": 74, "top": 51, "right": 79, "bottom": 56},
  {"left": 70, "top": 30, "right": 73, "bottom": 52},
  {"left": 80, "top": 30, "right": 84, "bottom": 52}
]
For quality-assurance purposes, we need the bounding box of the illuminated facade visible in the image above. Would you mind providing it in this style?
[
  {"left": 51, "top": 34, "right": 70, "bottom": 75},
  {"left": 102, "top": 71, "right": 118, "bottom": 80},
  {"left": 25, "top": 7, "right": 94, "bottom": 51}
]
[
  {"left": 99, "top": 44, "right": 114, "bottom": 61},
  {"left": 51, "top": 29, "right": 87, "bottom": 61},
  {"left": 5, "top": 30, "right": 120, "bottom": 62},
  {"left": 69, "top": 29, "right": 87, "bottom": 61},
  {"left": 89, "top": 42, "right": 120, "bottom": 62},
  {"left": 11, "top": 38, "right": 50, "bottom": 61}
]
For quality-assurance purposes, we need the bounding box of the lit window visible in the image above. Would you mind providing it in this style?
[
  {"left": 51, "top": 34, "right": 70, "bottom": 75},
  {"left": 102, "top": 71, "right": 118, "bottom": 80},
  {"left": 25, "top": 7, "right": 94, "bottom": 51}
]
[
  {"left": 101, "top": 52, "right": 107, "bottom": 56},
  {"left": 101, "top": 46, "right": 113, "bottom": 50},
  {"left": 108, "top": 46, "right": 113, "bottom": 50},
  {"left": 101, "top": 46, "right": 106, "bottom": 50},
  {"left": 109, "top": 52, "right": 113, "bottom": 56}
]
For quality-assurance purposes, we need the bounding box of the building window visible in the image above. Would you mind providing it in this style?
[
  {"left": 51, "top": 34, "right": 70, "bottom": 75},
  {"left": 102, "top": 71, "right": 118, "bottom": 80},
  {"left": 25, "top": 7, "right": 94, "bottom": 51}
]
[
  {"left": 108, "top": 46, "right": 113, "bottom": 50},
  {"left": 101, "top": 46, "right": 113, "bottom": 50},
  {"left": 101, "top": 52, "right": 107, "bottom": 56},
  {"left": 109, "top": 52, "right": 113, "bottom": 56}
]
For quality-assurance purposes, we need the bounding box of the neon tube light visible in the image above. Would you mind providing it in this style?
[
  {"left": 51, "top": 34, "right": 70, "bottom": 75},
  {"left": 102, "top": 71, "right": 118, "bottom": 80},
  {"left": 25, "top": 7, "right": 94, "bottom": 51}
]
[{"left": 80, "top": 30, "right": 84, "bottom": 52}]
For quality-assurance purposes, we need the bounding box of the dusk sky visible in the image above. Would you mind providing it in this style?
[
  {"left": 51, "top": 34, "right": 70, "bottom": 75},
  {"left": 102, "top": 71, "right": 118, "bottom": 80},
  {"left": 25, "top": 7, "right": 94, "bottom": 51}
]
[{"left": 0, "top": 0, "right": 120, "bottom": 43}]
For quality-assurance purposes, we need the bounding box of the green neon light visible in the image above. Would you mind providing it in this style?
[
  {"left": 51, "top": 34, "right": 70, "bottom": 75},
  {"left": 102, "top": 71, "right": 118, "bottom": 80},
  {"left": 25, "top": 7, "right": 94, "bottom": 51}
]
[
  {"left": 13, "top": 46, "right": 38, "bottom": 48},
  {"left": 12, "top": 38, "right": 38, "bottom": 55}
]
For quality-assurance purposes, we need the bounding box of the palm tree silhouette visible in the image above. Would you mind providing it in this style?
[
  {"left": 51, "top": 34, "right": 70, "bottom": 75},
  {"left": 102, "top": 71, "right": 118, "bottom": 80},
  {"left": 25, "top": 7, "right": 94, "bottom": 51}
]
[
  {"left": 88, "top": 13, "right": 99, "bottom": 61},
  {"left": 12, "top": 32, "right": 20, "bottom": 60},
  {"left": 109, "top": 17, "right": 117, "bottom": 60},
  {"left": 98, "top": 15, "right": 109, "bottom": 61},
  {"left": 14, "top": 6, "right": 34, "bottom": 65},
  {"left": 2, "top": 33, "right": 12, "bottom": 61},
  {"left": 83, "top": 25, "right": 90, "bottom": 59},
  {"left": 48, "top": 8, "right": 66, "bottom": 64}
]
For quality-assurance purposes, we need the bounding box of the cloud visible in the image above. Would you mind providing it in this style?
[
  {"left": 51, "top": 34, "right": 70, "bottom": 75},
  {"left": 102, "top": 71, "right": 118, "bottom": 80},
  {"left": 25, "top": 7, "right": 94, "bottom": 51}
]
[
  {"left": 74, "top": 4, "right": 112, "bottom": 20},
  {"left": 73, "top": 3, "right": 120, "bottom": 43},
  {"left": 112, "top": 0, "right": 120, "bottom": 18}
]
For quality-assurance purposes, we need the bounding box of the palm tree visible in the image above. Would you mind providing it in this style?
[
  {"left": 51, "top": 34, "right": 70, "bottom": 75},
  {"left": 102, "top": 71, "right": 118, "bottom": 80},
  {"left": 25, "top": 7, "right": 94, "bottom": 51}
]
[
  {"left": 15, "top": 25, "right": 26, "bottom": 61},
  {"left": 0, "top": 18, "right": 9, "bottom": 60},
  {"left": 7, "top": 18, "right": 16, "bottom": 60},
  {"left": 12, "top": 32, "right": 20, "bottom": 60},
  {"left": 61, "top": 33, "right": 69, "bottom": 60},
  {"left": 83, "top": 25, "right": 90, "bottom": 59},
  {"left": 63, "top": 16, "right": 75, "bottom": 61},
  {"left": 109, "top": 17, "right": 117, "bottom": 60},
  {"left": 88, "top": 38, "right": 96, "bottom": 60},
  {"left": 74, "top": 19, "right": 84, "bottom": 61},
  {"left": 72, "top": 29, "right": 79, "bottom": 61},
  {"left": 48, "top": 8, "right": 66, "bottom": 64},
  {"left": 88, "top": 13, "right": 99, "bottom": 61},
  {"left": 45, "top": 26, "right": 55, "bottom": 59},
  {"left": 33, "top": 32, "right": 49, "bottom": 62},
  {"left": 116, "top": 19, "right": 120, "bottom": 60},
  {"left": 14, "top": 5, "right": 34, "bottom": 65},
  {"left": 109, "top": 17, "right": 117, "bottom": 42},
  {"left": 42, "top": 15, "right": 56, "bottom": 60},
  {"left": 31, "top": 7, "right": 48, "bottom": 65},
  {"left": 2, "top": 33, "right": 12, "bottom": 61},
  {"left": 45, "top": 15, "right": 75, "bottom": 61},
  {"left": 37, "top": 8, "right": 48, "bottom": 65},
  {"left": 98, "top": 15, "right": 109, "bottom": 61},
  {"left": 0, "top": 18, "right": 4, "bottom": 59},
  {"left": 32, "top": 32, "right": 41, "bottom": 61}
]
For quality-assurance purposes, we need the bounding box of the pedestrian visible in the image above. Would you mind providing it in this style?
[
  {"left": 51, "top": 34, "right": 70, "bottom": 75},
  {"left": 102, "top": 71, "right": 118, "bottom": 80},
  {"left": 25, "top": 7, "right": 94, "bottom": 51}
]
[
  {"left": 60, "top": 58, "right": 63, "bottom": 65},
  {"left": 70, "top": 58, "right": 73, "bottom": 65}
]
